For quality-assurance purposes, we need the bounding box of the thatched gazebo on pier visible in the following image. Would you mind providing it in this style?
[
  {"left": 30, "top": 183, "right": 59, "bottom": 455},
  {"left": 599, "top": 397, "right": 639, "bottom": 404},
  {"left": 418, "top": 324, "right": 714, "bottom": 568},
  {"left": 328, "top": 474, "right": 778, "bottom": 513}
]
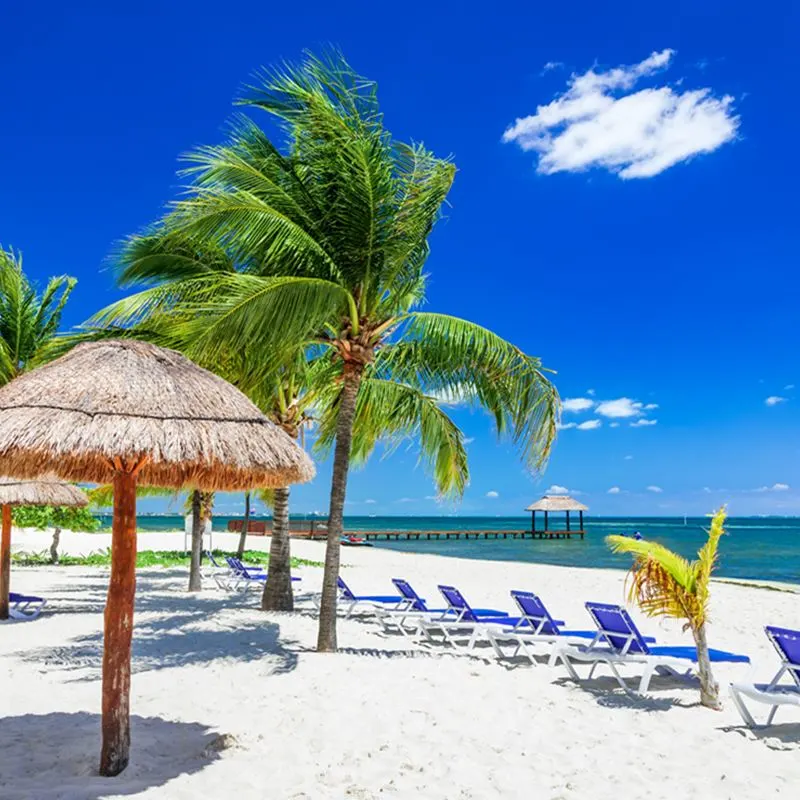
[
  {"left": 525, "top": 495, "right": 588, "bottom": 539},
  {"left": 0, "top": 476, "right": 88, "bottom": 619},
  {"left": 0, "top": 340, "right": 315, "bottom": 777}
]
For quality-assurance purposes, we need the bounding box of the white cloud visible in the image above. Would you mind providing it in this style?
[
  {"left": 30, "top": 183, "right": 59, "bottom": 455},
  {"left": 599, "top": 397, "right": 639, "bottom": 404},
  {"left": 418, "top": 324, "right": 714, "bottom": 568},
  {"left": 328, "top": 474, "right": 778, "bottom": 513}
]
[
  {"left": 557, "top": 422, "right": 577, "bottom": 430},
  {"left": 577, "top": 419, "right": 602, "bottom": 430},
  {"left": 756, "top": 483, "right": 790, "bottom": 492},
  {"left": 595, "top": 397, "right": 645, "bottom": 418},
  {"left": 608, "top": 486, "right": 622, "bottom": 494},
  {"left": 542, "top": 61, "right": 564, "bottom": 72},
  {"left": 503, "top": 49, "right": 738, "bottom": 179},
  {"left": 765, "top": 396, "right": 787, "bottom": 406},
  {"left": 364, "top": 499, "right": 377, "bottom": 505},
  {"left": 644, "top": 403, "right": 659, "bottom": 410},
  {"left": 396, "top": 497, "right": 415, "bottom": 503},
  {"left": 785, "top": 384, "right": 795, "bottom": 390},
  {"left": 703, "top": 487, "right": 712, "bottom": 494},
  {"left": 587, "top": 388, "right": 596, "bottom": 396},
  {"left": 610, "top": 422, "right": 620, "bottom": 428},
  {"left": 630, "top": 419, "right": 658, "bottom": 427},
  {"left": 424, "top": 495, "right": 442, "bottom": 501},
  {"left": 486, "top": 490, "right": 499, "bottom": 498},
  {"left": 562, "top": 397, "right": 595, "bottom": 413},
  {"left": 624, "top": 455, "right": 634, "bottom": 460},
  {"left": 545, "top": 484, "right": 570, "bottom": 495},
  {"left": 646, "top": 485, "right": 663, "bottom": 493},
  {"left": 463, "top": 437, "right": 475, "bottom": 444}
]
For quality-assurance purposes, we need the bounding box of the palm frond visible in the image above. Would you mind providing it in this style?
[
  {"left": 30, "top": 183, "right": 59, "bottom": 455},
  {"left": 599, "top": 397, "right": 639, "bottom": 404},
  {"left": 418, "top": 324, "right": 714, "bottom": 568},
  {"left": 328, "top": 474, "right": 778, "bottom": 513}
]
[{"left": 314, "top": 376, "right": 469, "bottom": 497}]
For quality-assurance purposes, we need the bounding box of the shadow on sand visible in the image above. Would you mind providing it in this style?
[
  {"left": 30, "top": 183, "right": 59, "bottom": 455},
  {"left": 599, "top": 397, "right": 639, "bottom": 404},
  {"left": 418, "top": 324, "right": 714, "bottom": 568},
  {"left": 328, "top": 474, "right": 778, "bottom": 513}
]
[{"left": 0, "top": 711, "right": 221, "bottom": 800}]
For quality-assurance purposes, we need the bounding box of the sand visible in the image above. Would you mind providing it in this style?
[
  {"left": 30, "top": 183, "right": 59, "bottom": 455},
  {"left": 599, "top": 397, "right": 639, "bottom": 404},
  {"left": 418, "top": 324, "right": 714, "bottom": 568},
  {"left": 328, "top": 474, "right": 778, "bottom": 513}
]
[{"left": 2, "top": 528, "right": 799, "bottom": 800}]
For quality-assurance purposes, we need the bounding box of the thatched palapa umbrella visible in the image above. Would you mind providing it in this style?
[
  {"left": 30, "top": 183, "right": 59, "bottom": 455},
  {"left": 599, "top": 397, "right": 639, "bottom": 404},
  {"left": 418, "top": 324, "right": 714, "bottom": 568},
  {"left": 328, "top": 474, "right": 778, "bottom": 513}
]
[
  {"left": 0, "top": 340, "right": 315, "bottom": 776},
  {"left": 0, "top": 475, "right": 88, "bottom": 619}
]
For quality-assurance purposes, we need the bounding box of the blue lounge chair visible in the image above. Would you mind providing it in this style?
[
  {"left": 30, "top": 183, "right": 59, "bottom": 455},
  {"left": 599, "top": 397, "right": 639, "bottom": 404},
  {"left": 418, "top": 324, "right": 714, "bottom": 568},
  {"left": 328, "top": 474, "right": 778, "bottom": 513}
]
[
  {"left": 332, "top": 576, "right": 404, "bottom": 618},
  {"left": 378, "top": 579, "right": 507, "bottom": 636},
  {"left": 486, "top": 591, "right": 642, "bottom": 663},
  {"left": 225, "top": 557, "right": 300, "bottom": 593},
  {"left": 417, "top": 585, "right": 511, "bottom": 649},
  {"left": 551, "top": 601, "right": 749, "bottom": 694},
  {"left": 730, "top": 626, "right": 800, "bottom": 727},
  {"left": 9, "top": 592, "right": 47, "bottom": 621}
]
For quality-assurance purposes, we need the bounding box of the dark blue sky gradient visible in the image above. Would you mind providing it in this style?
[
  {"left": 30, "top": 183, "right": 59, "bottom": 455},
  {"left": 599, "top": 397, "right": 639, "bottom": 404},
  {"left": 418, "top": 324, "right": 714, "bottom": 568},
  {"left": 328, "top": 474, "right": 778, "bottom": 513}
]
[{"left": 2, "top": 1, "right": 797, "bottom": 515}]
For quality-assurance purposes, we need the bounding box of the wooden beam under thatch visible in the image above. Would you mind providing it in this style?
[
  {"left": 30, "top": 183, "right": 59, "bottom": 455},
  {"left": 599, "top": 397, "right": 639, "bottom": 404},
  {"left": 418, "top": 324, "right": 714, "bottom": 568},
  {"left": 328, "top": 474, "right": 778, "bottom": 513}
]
[{"left": 0, "top": 476, "right": 88, "bottom": 620}]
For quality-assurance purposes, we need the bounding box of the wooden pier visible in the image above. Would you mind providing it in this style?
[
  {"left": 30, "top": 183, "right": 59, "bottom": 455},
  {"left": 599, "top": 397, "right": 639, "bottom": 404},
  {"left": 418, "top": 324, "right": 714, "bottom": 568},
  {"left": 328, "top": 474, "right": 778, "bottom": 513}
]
[{"left": 287, "top": 528, "right": 584, "bottom": 541}]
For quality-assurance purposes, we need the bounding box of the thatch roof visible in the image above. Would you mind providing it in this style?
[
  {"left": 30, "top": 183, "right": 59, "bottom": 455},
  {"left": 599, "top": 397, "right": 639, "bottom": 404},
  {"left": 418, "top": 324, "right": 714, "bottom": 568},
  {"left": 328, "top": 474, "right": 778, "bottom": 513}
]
[
  {"left": 526, "top": 495, "right": 588, "bottom": 512},
  {"left": 0, "top": 476, "right": 88, "bottom": 507},
  {"left": 0, "top": 340, "right": 315, "bottom": 490}
]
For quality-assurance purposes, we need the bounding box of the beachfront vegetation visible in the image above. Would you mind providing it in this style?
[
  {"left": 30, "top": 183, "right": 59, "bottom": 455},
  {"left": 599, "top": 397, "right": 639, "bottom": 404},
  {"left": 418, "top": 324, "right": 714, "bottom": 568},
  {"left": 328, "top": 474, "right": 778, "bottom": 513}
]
[
  {"left": 10, "top": 548, "right": 322, "bottom": 569},
  {"left": 607, "top": 507, "right": 728, "bottom": 709},
  {"left": 12, "top": 503, "right": 99, "bottom": 563},
  {"left": 90, "top": 51, "right": 560, "bottom": 652},
  {"left": 0, "top": 246, "right": 76, "bottom": 384}
]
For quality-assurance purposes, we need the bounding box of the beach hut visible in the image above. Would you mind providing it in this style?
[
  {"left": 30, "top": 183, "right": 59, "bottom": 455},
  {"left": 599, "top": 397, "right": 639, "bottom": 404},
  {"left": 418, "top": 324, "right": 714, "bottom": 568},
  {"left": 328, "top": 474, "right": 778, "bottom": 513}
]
[
  {"left": 0, "top": 340, "right": 315, "bottom": 776},
  {"left": 525, "top": 495, "right": 588, "bottom": 539},
  {"left": 0, "top": 475, "right": 88, "bottom": 619}
]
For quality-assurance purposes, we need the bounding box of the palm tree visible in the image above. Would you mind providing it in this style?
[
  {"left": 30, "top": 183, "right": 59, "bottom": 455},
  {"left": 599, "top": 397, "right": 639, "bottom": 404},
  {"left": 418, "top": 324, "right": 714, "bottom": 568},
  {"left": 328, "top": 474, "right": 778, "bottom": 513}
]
[
  {"left": 0, "top": 246, "right": 76, "bottom": 384},
  {"left": 607, "top": 507, "right": 728, "bottom": 709},
  {"left": 92, "top": 52, "right": 560, "bottom": 651}
]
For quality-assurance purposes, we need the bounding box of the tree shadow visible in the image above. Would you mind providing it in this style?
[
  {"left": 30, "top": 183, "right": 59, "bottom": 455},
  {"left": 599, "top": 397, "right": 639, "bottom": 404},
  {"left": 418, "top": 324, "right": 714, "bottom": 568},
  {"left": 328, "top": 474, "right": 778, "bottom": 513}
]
[
  {"left": 22, "top": 614, "right": 300, "bottom": 680},
  {"left": 551, "top": 675, "right": 690, "bottom": 711},
  {"left": 0, "top": 712, "right": 220, "bottom": 800}
]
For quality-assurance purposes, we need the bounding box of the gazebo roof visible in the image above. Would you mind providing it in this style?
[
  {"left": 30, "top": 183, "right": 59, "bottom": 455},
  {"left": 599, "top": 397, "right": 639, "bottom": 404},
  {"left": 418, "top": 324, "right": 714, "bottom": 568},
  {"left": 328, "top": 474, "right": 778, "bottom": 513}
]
[{"left": 525, "top": 495, "right": 588, "bottom": 512}]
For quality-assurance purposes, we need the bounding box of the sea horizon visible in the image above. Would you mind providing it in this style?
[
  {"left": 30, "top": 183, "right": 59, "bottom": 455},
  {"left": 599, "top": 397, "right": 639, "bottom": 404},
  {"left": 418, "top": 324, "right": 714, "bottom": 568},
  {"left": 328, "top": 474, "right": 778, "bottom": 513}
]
[{"left": 91, "top": 513, "right": 800, "bottom": 586}]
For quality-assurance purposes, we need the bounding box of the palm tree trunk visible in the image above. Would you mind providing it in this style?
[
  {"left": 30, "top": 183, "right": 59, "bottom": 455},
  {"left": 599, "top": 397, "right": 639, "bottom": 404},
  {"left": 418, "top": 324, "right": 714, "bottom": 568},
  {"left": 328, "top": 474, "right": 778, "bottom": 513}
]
[
  {"left": 692, "top": 623, "right": 721, "bottom": 709},
  {"left": 262, "top": 486, "right": 293, "bottom": 611},
  {"left": 316, "top": 369, "right": 361, "bottom": 652},
  {"left": 50, "top": 527, "right": 61, "bottom": 564},
  {"left": 188, "top": 489, "right": 203, "bottom": 592},
  {"left": 236, "top": 491, "right": 251, "bottom": 559}
]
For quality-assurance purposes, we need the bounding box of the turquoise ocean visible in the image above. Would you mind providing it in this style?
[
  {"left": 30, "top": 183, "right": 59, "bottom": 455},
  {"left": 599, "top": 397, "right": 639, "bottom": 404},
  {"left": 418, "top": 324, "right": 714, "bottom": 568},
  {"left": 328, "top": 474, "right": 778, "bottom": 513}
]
[{"left": 110, "top": 514, "right": 800, "bottom": 585}]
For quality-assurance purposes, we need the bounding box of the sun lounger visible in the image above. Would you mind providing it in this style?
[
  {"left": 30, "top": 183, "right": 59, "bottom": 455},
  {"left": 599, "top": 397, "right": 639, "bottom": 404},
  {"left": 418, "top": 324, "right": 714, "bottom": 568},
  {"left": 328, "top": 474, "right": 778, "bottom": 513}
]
[
  {"left": 377, "top": 578, "right": 505, "bottom": 636},
  {"left": 8, "top": 592, "right": 47, "bottom": 621},
  {"left": 551, "top": 602, "right": 749, "bottom": 694},
  {"left": 417, "top": 585, "right": 512, "bottom": 650},
  {"left": 485, "top": 591, "right": 617, "bottom": 664},
  {"left": 224, "top": 556, "right": 300, "bottom": 593},
  {"left": 730, "top": 626, "right": 800, "bottom": 727},
  {"left": 328, "top": 576, "right": 405, "bottom": 618}
]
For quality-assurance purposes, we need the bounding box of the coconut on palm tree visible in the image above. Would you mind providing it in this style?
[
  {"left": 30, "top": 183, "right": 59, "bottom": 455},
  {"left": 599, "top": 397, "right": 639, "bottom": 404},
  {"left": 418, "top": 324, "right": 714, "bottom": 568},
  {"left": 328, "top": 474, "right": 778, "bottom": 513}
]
[
  {"left": 93, "top": 51, "right": 560, "bottom": 651},
  {"left": 607, "top": 507, "right": 729, "bottom": 709}
]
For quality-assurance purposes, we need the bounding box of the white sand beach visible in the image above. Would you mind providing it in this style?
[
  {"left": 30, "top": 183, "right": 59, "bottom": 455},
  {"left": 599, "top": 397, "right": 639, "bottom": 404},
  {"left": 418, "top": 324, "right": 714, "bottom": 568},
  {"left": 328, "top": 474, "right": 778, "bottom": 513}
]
[{"left": 2, "top": 529, "right": 800, "bottom": 800}]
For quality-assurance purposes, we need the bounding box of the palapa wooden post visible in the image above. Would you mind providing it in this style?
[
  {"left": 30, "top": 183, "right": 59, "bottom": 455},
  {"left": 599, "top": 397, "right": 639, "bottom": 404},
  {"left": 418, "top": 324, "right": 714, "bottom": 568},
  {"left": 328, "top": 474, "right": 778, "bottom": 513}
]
[
  {"left": 100, "top": 462, "right": 140, "bottom": 777},
  {"left": 0, "top": 504, "right": 12, "bottom": 619}
]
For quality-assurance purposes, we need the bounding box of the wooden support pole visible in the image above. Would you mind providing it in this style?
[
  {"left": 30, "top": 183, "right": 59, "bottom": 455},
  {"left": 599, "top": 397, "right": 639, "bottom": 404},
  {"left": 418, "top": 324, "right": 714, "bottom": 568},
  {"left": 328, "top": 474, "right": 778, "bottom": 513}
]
[
  {"left": 0, "top": 504, "right": 12, "bottom": 620},
  {"left": 544, "top": 510, "right": 549, "bottom": 533},
  {"left": 100, "top": 469, "right": 138, "bottom": 777},
  {"left": 531, "top": 510, "right": 536, "bottom": 533},
  {"left": 579, "top": 510, "right": 584, "bottom": 531},
  {"left": 566, "top": 510, "right": 571, "bottom": 532}
]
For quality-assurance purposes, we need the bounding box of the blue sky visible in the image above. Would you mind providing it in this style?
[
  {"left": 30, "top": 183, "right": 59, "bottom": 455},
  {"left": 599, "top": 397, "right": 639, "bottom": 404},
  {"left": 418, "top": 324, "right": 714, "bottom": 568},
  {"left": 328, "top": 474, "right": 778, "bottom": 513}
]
[{"left": 2, "top": 1, "right": 798, "bottom": 516}]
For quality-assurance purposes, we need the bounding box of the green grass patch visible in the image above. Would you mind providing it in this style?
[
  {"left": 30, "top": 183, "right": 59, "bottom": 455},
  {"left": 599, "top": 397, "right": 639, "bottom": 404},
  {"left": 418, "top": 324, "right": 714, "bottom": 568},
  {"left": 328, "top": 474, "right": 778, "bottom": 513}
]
[{"left": 10, "top": 549, "right": 323, "bottom": 569}]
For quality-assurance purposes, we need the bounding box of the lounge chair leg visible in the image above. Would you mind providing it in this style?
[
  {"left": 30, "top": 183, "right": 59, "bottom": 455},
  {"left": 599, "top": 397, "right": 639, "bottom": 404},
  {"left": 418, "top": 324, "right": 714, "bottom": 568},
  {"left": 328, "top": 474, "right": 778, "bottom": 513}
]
[
  {"left": 729, "top": 685, "right": 758, "bottom": 728},
  {"left": 638, "top": 664, "right": 656, "bottom": 694},
  {"left": 766, "top": 705, "right": 779, "bottom": 726}
]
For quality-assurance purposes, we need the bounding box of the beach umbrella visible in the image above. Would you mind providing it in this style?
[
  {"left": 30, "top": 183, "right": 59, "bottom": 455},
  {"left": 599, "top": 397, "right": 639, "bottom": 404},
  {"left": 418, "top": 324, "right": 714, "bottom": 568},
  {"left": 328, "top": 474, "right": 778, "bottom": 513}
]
[
  {"left": 0, "top": 475, "right": 88, "bottom": 619},
  {"left": 0, "top": 340, "right": 315, "bottom": 776}
]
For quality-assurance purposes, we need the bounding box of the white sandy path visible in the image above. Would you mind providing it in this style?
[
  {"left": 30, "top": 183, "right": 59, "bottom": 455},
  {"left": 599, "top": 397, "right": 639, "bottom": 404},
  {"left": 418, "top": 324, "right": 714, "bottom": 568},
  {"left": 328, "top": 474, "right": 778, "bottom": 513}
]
[{"left": 1, "top": 529, "right": 800, "bottom": 800}]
